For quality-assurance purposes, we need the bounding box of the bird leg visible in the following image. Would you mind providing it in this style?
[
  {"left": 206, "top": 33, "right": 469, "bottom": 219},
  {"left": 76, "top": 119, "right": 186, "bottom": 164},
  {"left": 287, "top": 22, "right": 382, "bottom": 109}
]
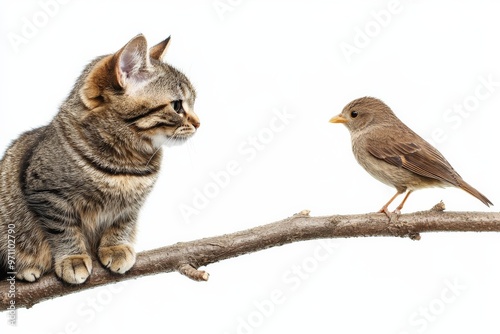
[
  {"left": 394, "top": 190, "right": 413, "bottom": 214},
  {"left": 378, "top": 190, "right": 403, "bottom": 217}
]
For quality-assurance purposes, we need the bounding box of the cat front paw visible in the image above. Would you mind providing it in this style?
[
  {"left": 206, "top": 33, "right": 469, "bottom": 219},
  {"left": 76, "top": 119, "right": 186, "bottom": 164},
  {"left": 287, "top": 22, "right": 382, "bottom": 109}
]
[
  {"left": 54, "top": 254, "right": 92, "bottom": 284},
  {"left": 13, "top": 247, "right": 52, "bottom": 282},
  {"left": 98, "top": 244, "right": 136, "bottom": 274},
  {"left": 16, "top": 267, "right": 43, "bottom": 282}
]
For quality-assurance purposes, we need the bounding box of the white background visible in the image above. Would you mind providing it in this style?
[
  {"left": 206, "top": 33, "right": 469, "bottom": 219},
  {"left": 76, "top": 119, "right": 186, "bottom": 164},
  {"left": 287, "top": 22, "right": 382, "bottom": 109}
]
[{"left": 1, "top": 1, "right": 500, "bottom": 333}]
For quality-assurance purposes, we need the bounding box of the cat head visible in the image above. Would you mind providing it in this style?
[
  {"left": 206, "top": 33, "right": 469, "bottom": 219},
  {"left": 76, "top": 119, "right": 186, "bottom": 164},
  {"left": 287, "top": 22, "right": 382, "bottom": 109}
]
[{"left": 73, "top": 34, "right": 199, "bottom": 151}]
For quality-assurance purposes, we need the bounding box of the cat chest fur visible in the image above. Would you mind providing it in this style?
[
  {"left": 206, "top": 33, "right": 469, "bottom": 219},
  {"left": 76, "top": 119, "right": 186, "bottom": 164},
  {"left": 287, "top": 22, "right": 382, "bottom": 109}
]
[
  {"left": 69, "top": 155, "right": 159, "bottom": 219},
  {"left": 77, "top": 171, "right": 158, "bottom": 240}
]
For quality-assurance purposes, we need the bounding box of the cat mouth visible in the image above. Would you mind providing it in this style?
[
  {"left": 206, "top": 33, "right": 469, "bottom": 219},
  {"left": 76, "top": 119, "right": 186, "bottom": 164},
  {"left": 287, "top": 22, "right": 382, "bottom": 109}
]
[
  {"left": 150, "top": 130, "right": 195, "bottom": 148},
  {"left": 145, "top": 123, "right": 197, "bottom": 148}
]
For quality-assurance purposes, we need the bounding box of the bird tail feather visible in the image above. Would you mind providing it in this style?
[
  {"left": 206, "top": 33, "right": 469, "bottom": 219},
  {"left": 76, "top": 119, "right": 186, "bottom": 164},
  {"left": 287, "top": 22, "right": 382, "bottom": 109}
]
[{"left": 458, "top": 180, "right": 493, "bottom": 207}]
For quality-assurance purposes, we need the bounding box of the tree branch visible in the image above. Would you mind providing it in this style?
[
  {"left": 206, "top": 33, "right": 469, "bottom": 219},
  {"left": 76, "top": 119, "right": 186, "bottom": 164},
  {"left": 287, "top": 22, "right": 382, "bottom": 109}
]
[{"left": 2, "top": 204, "right": 500, "bottom": 311}]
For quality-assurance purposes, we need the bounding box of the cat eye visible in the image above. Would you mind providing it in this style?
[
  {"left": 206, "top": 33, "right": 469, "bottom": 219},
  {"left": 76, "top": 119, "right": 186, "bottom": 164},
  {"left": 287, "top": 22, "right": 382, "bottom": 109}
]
[
  {"left": 171, "top": 100, "right": 183, "bottom": 113},
  {"left": 351, "top": 111, "right": 358, "bottom": 118}
]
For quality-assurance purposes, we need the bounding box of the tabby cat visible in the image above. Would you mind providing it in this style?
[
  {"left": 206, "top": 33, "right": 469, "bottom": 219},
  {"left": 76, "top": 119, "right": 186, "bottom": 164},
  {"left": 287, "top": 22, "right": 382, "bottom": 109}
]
[{"left": 0, "top": 34, "right": 199, "bottom": 284}]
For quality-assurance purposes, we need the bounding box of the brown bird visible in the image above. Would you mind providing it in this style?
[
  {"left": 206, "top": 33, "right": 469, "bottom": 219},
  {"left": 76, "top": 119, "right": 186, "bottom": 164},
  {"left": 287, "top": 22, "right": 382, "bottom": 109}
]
[{"left": 329, "top": 96, "right": 493, "bottom": 215}]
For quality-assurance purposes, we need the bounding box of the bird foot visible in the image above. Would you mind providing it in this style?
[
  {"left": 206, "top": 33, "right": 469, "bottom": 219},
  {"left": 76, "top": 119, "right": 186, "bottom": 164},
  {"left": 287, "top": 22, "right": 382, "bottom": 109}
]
[
  {"left": 379, "top": 207, "right": 400, "bottom": 224},
  {"left": 380, "top": 205, "right": 422, "bottom": 240},
  {"left": 389, "top": 212, "right": 400, "bottom": 224},
  {"left": 379, "top": 207, "right": 390, "bottom": 217}
]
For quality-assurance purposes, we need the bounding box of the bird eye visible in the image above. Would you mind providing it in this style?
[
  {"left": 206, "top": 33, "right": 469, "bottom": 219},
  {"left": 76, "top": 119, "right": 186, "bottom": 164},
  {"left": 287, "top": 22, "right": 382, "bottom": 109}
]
[
  {"left": 350, "top": 111, "right": 358, "bottom": 118},
  {"left": 171, "top": 100, "right": 183, "bottom": 113}
]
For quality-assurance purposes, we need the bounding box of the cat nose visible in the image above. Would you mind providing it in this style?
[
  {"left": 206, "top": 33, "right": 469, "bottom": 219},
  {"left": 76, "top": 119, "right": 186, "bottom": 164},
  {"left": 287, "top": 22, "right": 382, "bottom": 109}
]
[{"left": 188, "top": 113, "right": 200, "bottom": 129}]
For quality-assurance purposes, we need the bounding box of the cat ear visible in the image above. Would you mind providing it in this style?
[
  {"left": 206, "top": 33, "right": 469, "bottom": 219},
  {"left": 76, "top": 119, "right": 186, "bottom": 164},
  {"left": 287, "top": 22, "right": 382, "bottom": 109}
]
[
  {"left": 114, "top": 34, "right": 153, "bottom": 90},
  {"left": 149, "top": 36, "right": 171, "bottom": 62}
]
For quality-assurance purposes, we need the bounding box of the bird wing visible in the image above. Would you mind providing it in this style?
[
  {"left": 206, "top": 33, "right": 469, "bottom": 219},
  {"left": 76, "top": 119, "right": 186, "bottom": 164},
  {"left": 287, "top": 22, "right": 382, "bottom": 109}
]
[{"left": 365, "top": 136, "right": 462, "bottom": 187}]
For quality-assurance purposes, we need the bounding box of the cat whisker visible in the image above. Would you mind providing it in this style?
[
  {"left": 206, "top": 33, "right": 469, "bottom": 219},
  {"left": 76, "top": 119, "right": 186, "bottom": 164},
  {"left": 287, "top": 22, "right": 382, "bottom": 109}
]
[{"left": 146, "top": 141, "right": 166, "bottom": 167}]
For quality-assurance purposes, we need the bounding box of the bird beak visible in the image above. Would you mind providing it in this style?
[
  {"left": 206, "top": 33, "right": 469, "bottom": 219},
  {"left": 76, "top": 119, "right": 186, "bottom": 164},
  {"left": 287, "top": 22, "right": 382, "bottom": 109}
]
[{"left": 329, "top": 114, "right": 348, "bottom": 124}]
